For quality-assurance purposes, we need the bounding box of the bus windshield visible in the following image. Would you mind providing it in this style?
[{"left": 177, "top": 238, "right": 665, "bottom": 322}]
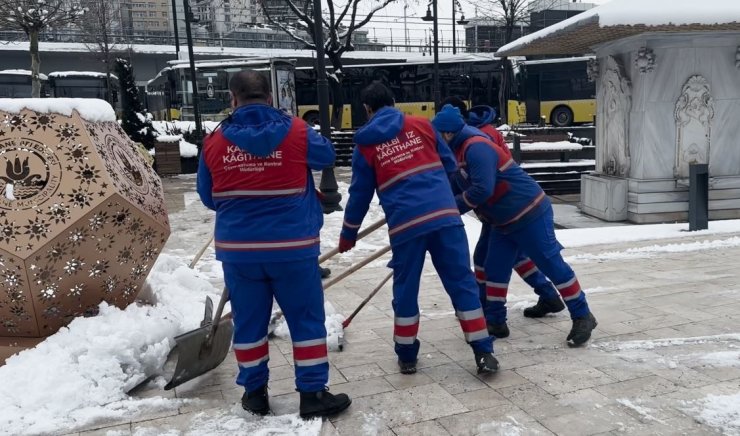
[{"left": 507, "top": 56, "right": 595, "bottom": 127}]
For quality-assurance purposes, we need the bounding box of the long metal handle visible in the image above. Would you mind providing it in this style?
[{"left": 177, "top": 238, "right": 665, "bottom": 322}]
[
  {"left": 342, "top": 270, "right": 393, "bottom": 328},
  {"left": 323, "top": 244, "right": 392, "bottom": 291},
  {"left": 204, "top": 286, "right": 230, "bottom": 349},
  {"left": 319, "top": 217, "right": 387, "bottom": 264},
  {"left": 189, "top": 235, "right": 214, "bottom": 269}
]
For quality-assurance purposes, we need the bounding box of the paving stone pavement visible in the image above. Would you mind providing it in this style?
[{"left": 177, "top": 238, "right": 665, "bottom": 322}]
[{"left": 69, "top": 175, "right": 740, "bottom": 436}]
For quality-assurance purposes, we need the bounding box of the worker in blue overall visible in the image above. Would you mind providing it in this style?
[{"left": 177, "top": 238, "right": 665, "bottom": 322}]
[
  {"left": 338, "top": 82, "right": 498, "bottom": 375},
  {"left": 197, "top": 70, "right": 351, "bottom": 418},
  {"left": 438, "top": 97, "right": 566, "bottom": 338},
  {"left": 432, "top": 104, "right": 597, "bottom": 347}
]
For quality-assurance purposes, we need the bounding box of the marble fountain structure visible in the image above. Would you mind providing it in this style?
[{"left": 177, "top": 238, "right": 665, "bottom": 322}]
[{"left": 497, "top": 2, "right": 740, "bottom": 223}]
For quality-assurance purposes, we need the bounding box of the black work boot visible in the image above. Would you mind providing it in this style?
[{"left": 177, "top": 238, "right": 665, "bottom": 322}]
[
  {"left": 487, "top": 322, "right": 510, "bottom": 339},
  {"left": 474, "top": 351, "right": 499, "bottom": 374},
  {"left": 523, "top": 297, "right": 566, "bottom": 318},
  {"left": 320, "top": 267, "right": 331, "bottom": 279},
  {"left": 299, "top": 389, "right": 352, "bottom": 419},
  {"left": 567, "top": 312, "right": 598, "bottom": 347},
  {"left": 398, "top": 359, "right": 418, "bottom": 375},
  {"left": 241, "top": 385, "right": 270, "bottom": 416}
]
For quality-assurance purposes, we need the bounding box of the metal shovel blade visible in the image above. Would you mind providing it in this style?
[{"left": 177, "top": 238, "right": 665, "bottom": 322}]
[
  {"left": 163, "top": 316, "right": 233, "bottom": 390},
  {"left": 163, "top": 291, "right": 233, "bottom": 391}
]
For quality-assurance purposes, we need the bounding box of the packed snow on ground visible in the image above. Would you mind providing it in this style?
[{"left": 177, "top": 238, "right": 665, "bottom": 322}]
[
  {"left": 498, "top": 0, "right": 740, "bottom": 54},
  {"left": 477, "top": 416, "right": 527, "bottom": 436},
  {"left": 617, "top": 399, "right": 666, "bottom": 424},
  {"left": 461, "top": 215, "right": 740, "bottom": 252},
  {"left": 132, "top": 406, "right": 322, "bottom": 436},
  {"left": 593, "top": 334, "right": 740, "bottom": 352},
  {"left": 566, "top": 236, "right": 740, "bottom": 263},
  {"left": 0, "top": 98, "right": 116, "bottom": 122},
  {"left": 685, "top": 393, "right": 740, "bottom": 436},
  {"left": 0, "top": 254, "right": 222, "bottom": 436}
]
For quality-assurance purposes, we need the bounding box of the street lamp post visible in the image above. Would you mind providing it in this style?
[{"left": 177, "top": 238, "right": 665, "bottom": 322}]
[
  {"left": 313, "top": 0, "right": 342, "bottom": 213},
  {"left": 452, "top": 0, "right": 469, "bottom": 55},
  {"left": 182, "top": 0, "right": 203, "bottom": 142},
  {"left": 170, "top": 0, "right": 180, "bottom": 53},
  {"left": 422, "top": 2, "right": 440, "bottom": 110}
]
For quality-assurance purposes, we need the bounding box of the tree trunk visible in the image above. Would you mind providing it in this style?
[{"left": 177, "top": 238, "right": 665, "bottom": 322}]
[
  {"left": 327, "top": 53, "right": 344, "bottom": 130},
  {"left": 498, "top": 57, "right": 512, "bottom": 124},
  {"left": 30, "top": 30, "right": 41, "bottom": 98}
]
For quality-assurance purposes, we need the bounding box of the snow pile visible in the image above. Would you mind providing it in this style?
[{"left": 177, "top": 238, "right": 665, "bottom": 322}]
[
  {"left": 510, "top": 141, "right": 583, "bottom": 152},
  {"left": 3, "top": 183, "right": 14, "bottom": 200},
  {"left": 48, "top": 71, "right": 118, "bottom": 80},
  {"left": 273, "top": 302, "right": 346, "bottom": 352},
  {"left": 477, "top": 416, "right": 526, "bottom": 435},
  {"left": 157, "top": 134, "right": 182, "bottom": 143},
  {"left": 180, "top": 139, "right": 199, "bottom": 158},
  {"left": 0, "top": 254, "right": 221, "bottom": 435},
  {"left": 566, "top": 236, "right": 740, "bottom": 263},
  {"left": 0, "top": 69, "right": 48, "bottom": 80},
  {"left": 687, "top": 393, "right": 740, "bottom": 435},
  {"left": 132, "top": 406, "right": 322, "bottom": 436},
  {"left": 696, "top": 351, "right": 740, "bottom": 368},
  {"left": 593, "top": 333, "right": 740, "bottom": 352},
  {"left": 498, "top": 0, "right": 740, "bottom": 54},
  {"left": 0, "top": 98, "right": 116, "bottom": 122}
]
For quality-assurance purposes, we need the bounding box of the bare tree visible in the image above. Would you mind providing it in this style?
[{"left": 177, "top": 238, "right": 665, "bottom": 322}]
[
  {"left": 475, "top": 0, "right": 558, "bottom": 121},
  {"left": 0, "top": 0, "right": 85, "bottom": 97},
  {"left": 259, "top": 0, "right": 396, "bottom": 128},
  {"left": 78, "top": 0, "right": 123, "bottom": 103}
]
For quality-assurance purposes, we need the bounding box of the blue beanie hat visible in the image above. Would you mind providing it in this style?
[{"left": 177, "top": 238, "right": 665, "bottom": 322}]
[{"left": 432, "top": 104, "right": 465, "bottom": 133}]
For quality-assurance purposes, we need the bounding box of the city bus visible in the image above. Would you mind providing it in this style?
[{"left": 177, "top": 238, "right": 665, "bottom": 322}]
[
  {"left": 145, "top": 58, "right": 297, "bottom": 122},
  {"left": 507, "top": 56, "right": 596, "bottom": 127},
  {"left": 146, "top": 54, "right": 504, "bottom": 129},
  {"left": 48, "top": 71, "right": 122, "bottom": 114},
  {"left": 295, "top": 55, "right": 503, "bottom": 129},
  {"left": 0, "top": 70, "right": 50, "bottom": 97}
]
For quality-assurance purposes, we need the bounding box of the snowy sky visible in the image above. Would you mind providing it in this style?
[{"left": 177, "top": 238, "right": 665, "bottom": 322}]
[{"left": 358, "top": 0, "right": 613, "bottom": 48}]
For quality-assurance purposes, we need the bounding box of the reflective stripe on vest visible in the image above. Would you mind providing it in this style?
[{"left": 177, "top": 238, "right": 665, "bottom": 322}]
[
  {"left": 215, "top": 237, "right": 320, "bottom": 251},
  {"left": 457, "top": 135, "right": 514, "bottom": 205},
  {"left": 212, "top": 187, "right": 306, "bottom": 198}
]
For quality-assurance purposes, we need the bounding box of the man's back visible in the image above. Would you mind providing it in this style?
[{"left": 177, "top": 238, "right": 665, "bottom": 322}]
[
  {"left": 343, "top": 107, "right": 461, "bottom": 246},
  {"left": 198, "top": 104, "right": 334, "bottom": 263}
]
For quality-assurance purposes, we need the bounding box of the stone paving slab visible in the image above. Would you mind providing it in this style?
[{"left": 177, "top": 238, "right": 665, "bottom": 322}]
[{"left": 65, "top": 176, "right": 740, "bottom": 436}]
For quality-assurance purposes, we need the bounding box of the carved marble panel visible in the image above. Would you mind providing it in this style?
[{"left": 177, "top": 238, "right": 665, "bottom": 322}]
[
  {"left": 674, "top": 75, "right": 714, "bottom": 179},
  {"left": 634, "top": 47, "right": 656, "bottom": 74},
  {"left": 597, "top": 56, "right": 632, "bottom": 177}
]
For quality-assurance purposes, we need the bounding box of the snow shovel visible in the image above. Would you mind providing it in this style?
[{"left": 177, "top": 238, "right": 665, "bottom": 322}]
[{"left": 163, "top": 285, "right": 233, "bottom": 390}]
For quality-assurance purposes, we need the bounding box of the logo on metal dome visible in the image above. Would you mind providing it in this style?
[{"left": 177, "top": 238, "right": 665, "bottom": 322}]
[{"left": 0, "top": 138, "right": 62, "bottom": 210}]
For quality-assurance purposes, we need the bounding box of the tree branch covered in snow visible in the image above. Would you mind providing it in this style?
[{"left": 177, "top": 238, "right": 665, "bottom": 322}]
[
  {"left": 474, "top": 0, "right": 560, "bottom": 43},
  {"left": 0, "top": 0, "right": 85, "bottom": 96},
  {"left": 261, "top": 0, "right": 398, "bottom": 127},
  {"left": 257, "top": 0, "right": 315, "bottom": 49},
  {"left": 77, "top": 0, "right": 124, "bottom": 104}
]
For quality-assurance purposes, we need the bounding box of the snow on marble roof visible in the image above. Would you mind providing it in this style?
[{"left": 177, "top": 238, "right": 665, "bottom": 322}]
[
  {"left": 0, "top": 98, "right": 116, "bottom": 122},
  {"left": 497, "top": 0, "right": 740, "bottom": 56}
]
